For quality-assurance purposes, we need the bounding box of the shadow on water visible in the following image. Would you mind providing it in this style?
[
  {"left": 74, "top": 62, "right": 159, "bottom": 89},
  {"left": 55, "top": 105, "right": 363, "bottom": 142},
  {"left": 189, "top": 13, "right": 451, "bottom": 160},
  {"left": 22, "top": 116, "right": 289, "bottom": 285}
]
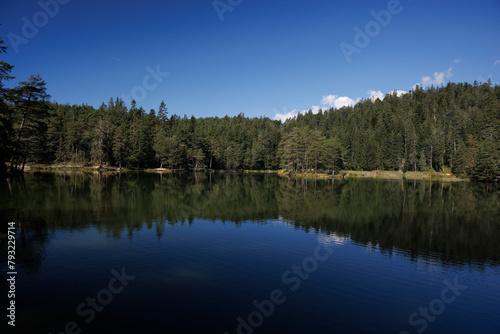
[{"left": 1, "top": 172, "right": 499, "bottom": 271}]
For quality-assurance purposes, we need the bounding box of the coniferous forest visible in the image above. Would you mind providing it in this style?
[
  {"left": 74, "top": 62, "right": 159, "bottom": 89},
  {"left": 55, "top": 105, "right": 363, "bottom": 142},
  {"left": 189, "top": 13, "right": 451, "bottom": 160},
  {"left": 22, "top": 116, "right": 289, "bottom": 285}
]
[{"left": 1, "top": 36, "right": 499, "bottom": 180}]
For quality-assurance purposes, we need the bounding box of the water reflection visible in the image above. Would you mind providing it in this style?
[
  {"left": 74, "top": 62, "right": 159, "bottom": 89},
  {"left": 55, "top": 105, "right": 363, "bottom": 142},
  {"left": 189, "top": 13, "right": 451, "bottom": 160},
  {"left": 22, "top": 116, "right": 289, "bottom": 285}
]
[{"left": 1, "top": 172, "right": 499, "bottom": 270}]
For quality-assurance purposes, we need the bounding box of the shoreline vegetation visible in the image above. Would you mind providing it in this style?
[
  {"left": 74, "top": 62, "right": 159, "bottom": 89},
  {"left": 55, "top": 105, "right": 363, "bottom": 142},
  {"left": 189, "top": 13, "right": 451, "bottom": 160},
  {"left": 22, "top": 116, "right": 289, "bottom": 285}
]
[{"left": 21, "top": 164, "right": 469, "bottom": 181}]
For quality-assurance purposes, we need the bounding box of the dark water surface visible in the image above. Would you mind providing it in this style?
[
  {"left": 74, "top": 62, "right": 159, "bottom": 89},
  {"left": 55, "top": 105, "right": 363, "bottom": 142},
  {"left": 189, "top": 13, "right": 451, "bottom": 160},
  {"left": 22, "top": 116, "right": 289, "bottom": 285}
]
[{"left": 1, "top": 172, "right": 499, "bottom": 334}]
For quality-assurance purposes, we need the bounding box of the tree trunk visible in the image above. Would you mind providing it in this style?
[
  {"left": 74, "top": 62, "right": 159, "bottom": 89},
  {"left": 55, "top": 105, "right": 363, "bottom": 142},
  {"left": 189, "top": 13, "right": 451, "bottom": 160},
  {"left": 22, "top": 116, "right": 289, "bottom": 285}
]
[
  {"left": 15, "top": 117, "right": 26, "bottom": 142},
  {"left": 9, "top": 116, "right": 26, "bottom": 172},
  {"left": 430, "top": 145, "right": 433, "bottom": 169}
]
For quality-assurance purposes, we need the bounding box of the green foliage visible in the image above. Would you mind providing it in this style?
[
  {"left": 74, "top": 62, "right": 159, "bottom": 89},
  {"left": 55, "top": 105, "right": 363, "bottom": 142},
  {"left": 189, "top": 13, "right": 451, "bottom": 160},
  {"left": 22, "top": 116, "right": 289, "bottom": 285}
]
[
  {"left": 0, "top": 34, "right": 14, "bottom": 176},
  {"left": 471, "top": 138, "right": 500, "bottom": 180},
  {"left": 8, "top": 74, "right": 52, "bottom": 169},
  {"left": 278, "top": 127, "right": 331, "bottom": 173}
]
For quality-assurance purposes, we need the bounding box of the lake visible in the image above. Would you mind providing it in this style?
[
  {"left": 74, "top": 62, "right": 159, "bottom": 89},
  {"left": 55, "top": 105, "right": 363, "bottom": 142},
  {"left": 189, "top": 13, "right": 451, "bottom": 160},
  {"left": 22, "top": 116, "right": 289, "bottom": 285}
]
[{"left": 1, "top": 172, "right": 499, "bottom": 334}]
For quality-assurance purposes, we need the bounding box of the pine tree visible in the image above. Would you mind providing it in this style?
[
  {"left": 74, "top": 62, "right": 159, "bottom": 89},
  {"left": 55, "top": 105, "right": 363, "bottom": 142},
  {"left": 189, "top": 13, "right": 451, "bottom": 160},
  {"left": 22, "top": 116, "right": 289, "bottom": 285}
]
[
  {"left": 0, "top": 33, "right": 14, "bottom": 176},
  {"left": 9, "top": 74, "right": 51, "bottom": 171},
  {"left": 418, "top": 150, "right": 427, "bottom": 171},
  {"left": 157, "top": 101, "right": 168, "bottom": 121},
  {"left": 153, "top": 126, "right": 168, "bottom": 168},
  {"left": 90, "top": 119, "right": 106, "bottom": 166},
  {"left": 112, "top": 124, "right": 127, "bottom": 169},
  {"left": 322, "top": 137, "right": 340, "bottom": 175},
  {"left": 472, "top": 138, "right": 499, "bottom": 180}
]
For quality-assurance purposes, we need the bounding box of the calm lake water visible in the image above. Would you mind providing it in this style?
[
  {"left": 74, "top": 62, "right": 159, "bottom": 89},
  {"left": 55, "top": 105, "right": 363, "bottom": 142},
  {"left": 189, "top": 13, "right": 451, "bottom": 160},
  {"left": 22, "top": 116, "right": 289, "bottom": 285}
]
[{"left": 1, "top": 172, "right": 499, "bottom": 334}]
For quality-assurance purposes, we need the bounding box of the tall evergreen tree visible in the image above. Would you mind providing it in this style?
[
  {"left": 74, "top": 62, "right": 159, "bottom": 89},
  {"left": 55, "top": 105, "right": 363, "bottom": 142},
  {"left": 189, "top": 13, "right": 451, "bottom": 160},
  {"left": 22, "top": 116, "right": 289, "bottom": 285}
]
[
  {"left": 9, "top": 74, "right": 51, "bottom": 170},
  {"left": 0, "top": 33, "right": 14, "bottom": 176}
]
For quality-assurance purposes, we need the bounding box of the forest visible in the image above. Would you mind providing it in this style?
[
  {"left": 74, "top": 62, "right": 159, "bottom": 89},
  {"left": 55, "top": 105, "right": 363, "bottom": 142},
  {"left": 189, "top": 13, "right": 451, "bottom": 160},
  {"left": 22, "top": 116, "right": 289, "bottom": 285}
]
[{"left": 1, "top": 36, "right": 499, "bottom": 180}]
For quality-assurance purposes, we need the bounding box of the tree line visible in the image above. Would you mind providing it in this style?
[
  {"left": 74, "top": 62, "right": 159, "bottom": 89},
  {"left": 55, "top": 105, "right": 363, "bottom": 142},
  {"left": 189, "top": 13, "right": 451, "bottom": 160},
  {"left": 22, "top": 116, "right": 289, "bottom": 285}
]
[{"left": 1, "top": 35, "right": 499, "bottom": 180}]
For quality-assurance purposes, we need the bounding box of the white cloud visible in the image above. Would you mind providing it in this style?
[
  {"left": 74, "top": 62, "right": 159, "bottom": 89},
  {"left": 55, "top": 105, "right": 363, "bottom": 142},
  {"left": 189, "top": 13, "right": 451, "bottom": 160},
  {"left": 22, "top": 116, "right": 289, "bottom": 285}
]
[
  {"left": 453, "top": 59, "right": 461, "bottom": 64},
  {"left": 367, "top": 90, "right": 384, "bottom": 102},
  {"left": 321, "top": 95, "right": 359, "bottom": 109},
  {"left": 310, "top": 105, "right": 321, "bottom": 114},
  {"left": 273, "top": 94, "right": 360, "bottom": 122},
  {"left": 413, "top": 67, "right": 454, "bottom": 90},
  {"left": 420, "top": 75, "right": 432, "bottom": 86},
  {"left": 494, "top": 60, "right": 500, "bottom": 67},
  {"left": 274, "top": 109, "right": 298, "bottom": 122},
  {"left": 446, "top": 66, "right": 454, "bottom": 78},
  {"left": 434, "top": 71, "right": 446, "bottom": 84},
  {"left": 320, "top": 95, "right": 337, "bottom": 107},
  {"left": 367, "top": 89, "right": 407, "bottom": 101}
]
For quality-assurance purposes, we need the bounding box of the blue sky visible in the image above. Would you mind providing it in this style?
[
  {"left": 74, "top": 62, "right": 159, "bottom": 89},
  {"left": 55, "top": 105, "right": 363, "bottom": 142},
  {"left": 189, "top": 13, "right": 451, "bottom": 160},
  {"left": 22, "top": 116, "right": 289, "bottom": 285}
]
[{"left": 1, "top": 0, "right": 499, "bottom": 120}]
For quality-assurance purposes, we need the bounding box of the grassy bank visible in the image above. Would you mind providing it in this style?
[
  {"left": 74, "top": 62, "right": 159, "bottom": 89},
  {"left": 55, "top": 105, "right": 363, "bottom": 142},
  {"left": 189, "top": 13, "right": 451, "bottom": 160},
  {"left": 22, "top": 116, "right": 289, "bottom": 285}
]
[
  {"left": 278, "top": 170, "right": 469, "bottom": 181},
  {"left": 345, "top": 170, "right": 467, "bottom": 181}
]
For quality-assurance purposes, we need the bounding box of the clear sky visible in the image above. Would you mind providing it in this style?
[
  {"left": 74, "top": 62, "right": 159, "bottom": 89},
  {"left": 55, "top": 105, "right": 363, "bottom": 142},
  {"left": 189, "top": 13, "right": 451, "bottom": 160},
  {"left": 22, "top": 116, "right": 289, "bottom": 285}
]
[{"left": 1, "top": 0, "right": 499, "bottom": 120}]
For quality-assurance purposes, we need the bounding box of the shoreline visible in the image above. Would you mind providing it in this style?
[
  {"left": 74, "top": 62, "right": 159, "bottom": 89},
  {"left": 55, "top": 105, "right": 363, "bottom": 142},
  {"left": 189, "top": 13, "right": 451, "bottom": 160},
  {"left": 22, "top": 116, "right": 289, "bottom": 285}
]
[
  {"left": 278, "top": 170, "right": 469, "bottom": 182},
  {"left": 18, "top": 165, "right": 470, "bottom": 181}
]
